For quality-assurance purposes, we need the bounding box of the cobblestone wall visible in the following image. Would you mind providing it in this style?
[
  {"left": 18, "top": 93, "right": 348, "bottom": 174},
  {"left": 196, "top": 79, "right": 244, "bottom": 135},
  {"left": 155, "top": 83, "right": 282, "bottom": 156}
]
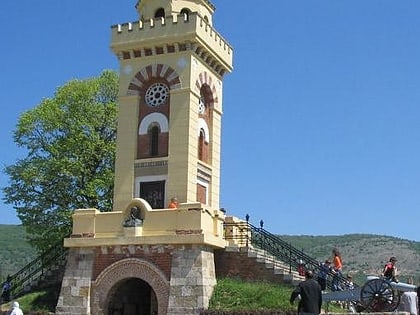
[
  {"left": 167, "top": 245, "right": 216, "bottom": 315},
  {"left": 55, "top": 248, "right": 94, "bottom": 315}
]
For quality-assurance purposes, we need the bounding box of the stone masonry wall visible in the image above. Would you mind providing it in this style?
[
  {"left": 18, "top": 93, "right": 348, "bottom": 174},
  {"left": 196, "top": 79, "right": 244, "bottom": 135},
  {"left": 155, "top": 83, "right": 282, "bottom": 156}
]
[
  {"left": 167, "top": 245, "right": 217, "bottom": 315},
  {"left": 214, "top": 249, "right": 289, "bottom": 284},
  {"left": 55, "top": 248, "right": 94, "bottom": 315}
]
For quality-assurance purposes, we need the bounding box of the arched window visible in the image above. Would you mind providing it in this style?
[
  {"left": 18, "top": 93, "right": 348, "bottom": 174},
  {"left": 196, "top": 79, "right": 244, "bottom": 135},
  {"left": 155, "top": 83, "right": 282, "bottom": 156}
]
[
  {"left": 199, "top": 84, "right": 213, "bottom": 116},
  {"left": 198, "top": 96, "right": 206, "bottom": 115},
  {"left": 180, "top": 8, "right": 190, "bottom": 21},
  {"left": 149, "top": 125, "right": 160, "bottom": 156},
  {"left": 155, "top": 8, "right": 165, "bottom": 18},
  {"left": 198, "top": 129, "right": 205, "bottom": 161}
]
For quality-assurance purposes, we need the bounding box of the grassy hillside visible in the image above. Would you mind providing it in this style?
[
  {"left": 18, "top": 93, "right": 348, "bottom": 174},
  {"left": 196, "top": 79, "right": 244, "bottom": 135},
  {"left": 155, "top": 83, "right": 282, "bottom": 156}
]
[
  {"left": 0, "top": 225, "right": 419, "bottom": 312},
  {"left": 0, "top": 225, "right": 36, "bottom": 280},
  {"left": 279, "top": 234, "right": 420, "bottom": 284},
  {"left": 0, "top": 225, "right": 419, "bottom": 285}
]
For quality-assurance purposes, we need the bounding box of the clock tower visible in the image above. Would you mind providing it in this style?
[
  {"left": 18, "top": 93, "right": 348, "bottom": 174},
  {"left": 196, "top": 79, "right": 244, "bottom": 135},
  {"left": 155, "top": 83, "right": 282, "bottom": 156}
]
[
  {"left": 57, "top": 2, "right": 234, "bottom": 314},
  {"left": 111, "top": 0, "right": 233, "bottom": 211}
]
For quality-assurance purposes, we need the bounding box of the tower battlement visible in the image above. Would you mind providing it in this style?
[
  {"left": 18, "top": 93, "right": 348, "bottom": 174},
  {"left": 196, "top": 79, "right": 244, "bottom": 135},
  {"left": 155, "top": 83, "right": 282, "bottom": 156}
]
[{"left": 111, "top": 12, "right": 233, "bottom": 76}]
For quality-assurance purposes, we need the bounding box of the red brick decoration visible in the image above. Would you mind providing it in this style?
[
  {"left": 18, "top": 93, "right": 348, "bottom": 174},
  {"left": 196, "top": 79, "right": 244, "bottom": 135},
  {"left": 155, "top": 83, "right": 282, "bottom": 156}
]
[
  {"left": 195, "top": 71, "right": 219, "bottom": 106},
  {"left": 91, "top": 257, "right": 170, "bottom": 315},
  {"left": 127, "top": 64, "right": 181, "bottom": 95}
]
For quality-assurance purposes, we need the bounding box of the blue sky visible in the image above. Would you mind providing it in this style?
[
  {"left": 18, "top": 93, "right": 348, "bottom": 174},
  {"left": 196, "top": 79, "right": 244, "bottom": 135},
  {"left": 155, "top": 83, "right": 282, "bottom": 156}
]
[{"left": 1, "top": 1, "right": 419, "bottom": 242}]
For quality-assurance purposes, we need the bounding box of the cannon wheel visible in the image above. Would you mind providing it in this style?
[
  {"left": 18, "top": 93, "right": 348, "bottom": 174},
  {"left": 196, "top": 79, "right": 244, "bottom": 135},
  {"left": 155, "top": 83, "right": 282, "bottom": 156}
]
[{"left": 360, "top": 278, "right": 400, "bottom": 312}]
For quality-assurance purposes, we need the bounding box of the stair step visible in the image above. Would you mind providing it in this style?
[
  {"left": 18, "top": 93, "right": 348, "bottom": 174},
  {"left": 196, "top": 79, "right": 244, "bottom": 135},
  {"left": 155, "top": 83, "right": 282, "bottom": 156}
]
[{"left": 240, "top": 246, "right": 306, "bottom": 286}]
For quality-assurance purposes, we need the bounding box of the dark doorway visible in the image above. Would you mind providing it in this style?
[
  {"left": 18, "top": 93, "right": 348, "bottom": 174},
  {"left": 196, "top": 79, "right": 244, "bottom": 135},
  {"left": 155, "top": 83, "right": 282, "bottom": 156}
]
[
  {"left": 108, "top": 278, "right": 157, "bottom": 315},
  {"left": 140, "top": 181, "right": 165, "bottom": 209}
]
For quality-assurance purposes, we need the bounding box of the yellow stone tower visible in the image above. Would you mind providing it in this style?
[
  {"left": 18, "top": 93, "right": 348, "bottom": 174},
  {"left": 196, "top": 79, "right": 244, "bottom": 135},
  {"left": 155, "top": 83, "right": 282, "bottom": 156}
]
[
  {"left": 111, "top": 0, "right": 233, "bottom": 211},
  {"left": 57, "top": 2, "right": 234, "bottom": 314}
]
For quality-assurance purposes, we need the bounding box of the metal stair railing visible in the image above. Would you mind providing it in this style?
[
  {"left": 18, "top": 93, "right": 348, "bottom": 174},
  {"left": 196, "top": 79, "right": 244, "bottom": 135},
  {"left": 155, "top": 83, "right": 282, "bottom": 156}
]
[
  {"left": 2, "top": 241, "right": 68, "bottom": 299},
  {"left": 224, "top": 215, "right": 352, "bottom": 291}
]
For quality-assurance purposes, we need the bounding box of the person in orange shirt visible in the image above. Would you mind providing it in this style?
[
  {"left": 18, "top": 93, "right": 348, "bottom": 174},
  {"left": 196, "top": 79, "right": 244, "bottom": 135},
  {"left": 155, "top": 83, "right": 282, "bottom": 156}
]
[
  {"left": 332, "top": 248, "right": 343, "bottom": 291},
  {"left": 168, "top": 197, "right": 178, "bottom": 209}
]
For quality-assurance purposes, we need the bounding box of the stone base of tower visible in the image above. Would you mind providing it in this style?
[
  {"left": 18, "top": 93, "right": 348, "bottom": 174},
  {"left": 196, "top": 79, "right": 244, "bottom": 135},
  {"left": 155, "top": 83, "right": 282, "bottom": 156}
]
[
  {"left": 56, "top": 248, "right": 94, "bottom": 315},
  {"left": 56, "top": 245, "right": 217, "bottom": 315},
  {"left": 56, "top": 199, "right": 227, "bottom": 315},
  {"left": 167, "top": 246, "right": 216, "bottom": 315}
]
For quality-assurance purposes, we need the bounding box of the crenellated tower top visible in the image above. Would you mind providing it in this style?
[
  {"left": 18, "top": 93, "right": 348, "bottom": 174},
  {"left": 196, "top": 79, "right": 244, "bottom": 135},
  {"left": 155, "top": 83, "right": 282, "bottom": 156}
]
[{"left": 135, "top": 0, "right": 215, "bottom": 25}]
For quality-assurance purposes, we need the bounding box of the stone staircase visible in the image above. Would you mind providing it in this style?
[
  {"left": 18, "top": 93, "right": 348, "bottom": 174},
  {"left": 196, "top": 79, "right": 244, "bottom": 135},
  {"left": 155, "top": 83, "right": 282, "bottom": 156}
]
[
  {"left": 6, "top": 243, "right": 68, "bottom": 300},
  {"left": 16, "top": 258, "right": 66, "bottom": 301},
  {"left": 215, "top": 245, "right": 304, "bottom": 286},
  {"left": 246, "top": 246, "right": 304, "bottom": 285}
]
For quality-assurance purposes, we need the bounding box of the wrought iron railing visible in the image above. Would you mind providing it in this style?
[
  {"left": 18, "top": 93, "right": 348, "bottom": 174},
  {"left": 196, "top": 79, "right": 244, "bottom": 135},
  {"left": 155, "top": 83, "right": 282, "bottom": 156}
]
[
  {"left": 2, "top": 241, "right": 68, "bottom": 299},
  {"left": 224, "top": 214, "right": 352, "bottom": 291}
]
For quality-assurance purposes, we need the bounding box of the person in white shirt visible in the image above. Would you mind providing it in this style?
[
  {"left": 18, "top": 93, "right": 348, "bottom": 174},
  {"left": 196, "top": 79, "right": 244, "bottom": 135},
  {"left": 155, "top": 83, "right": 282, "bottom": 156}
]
[{"left": 9, "top": 301, "right": 23, "bottom": 315}]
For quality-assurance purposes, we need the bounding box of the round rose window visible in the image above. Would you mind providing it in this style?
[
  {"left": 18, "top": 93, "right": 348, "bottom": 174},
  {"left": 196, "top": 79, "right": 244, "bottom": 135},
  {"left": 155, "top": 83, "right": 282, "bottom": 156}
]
[{"left": 145, "top": 83, "right": 169, "bottom": 107}]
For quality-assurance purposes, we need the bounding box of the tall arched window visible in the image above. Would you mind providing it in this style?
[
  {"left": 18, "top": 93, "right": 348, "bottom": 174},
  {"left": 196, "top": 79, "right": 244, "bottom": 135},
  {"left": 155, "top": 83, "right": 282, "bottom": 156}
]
[
  {"left": 155, "top": 8, "right": 165, "bottom": 18},
  {"left": 149, "top": 125, "right": 160, "bottom": 156},
  {"left": 198, "top": 129, "right": 205, "bottom": 161}
]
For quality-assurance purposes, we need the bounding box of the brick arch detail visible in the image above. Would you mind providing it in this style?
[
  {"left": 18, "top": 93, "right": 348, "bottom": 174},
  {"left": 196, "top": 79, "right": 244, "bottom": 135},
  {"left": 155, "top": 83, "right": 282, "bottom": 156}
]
[
  {"left": 195, "top": 71, "right": 219, "bottom": 105},
  {"left": 198, "top": 118, "right": 210, "bottom": 142},
  {"left": 139, "top": 112, "right": 169, "bottom": 135},
  {"left": 127, "top": 64, "right": 181, "bottom": 95},
  {"left": 91, "top": 258, "right": 170, "bottom": 315}
]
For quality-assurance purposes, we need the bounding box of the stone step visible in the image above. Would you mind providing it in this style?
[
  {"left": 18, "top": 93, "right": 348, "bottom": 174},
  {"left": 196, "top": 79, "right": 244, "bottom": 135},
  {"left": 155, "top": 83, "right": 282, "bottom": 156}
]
[{"left": 243, "top": 246, "right": 305, "bottom": 284}]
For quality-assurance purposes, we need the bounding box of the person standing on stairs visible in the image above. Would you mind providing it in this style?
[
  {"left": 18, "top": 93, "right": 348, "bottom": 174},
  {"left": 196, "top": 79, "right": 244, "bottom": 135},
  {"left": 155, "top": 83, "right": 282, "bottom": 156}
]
[
  {"left": 317, "top": 259, "right": 332, "bottom": 291},
  {"left": 331, "top": 248, "right": 343, "bottom": 291},
  {"left": 1, "top": 275, "right": 11, "bottom": 303}
]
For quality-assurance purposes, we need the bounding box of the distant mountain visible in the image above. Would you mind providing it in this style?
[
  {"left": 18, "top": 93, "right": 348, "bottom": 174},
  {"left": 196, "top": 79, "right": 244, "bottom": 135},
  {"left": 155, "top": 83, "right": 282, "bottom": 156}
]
[
  {"left": 0, "top": 224, "right": 36, "bottom": 280},
  {"left": 1, "top": 225, "right": 419, "bottom": 286},
  {"left": 279, "top": 234, "right": 420, "bottom": 284}
]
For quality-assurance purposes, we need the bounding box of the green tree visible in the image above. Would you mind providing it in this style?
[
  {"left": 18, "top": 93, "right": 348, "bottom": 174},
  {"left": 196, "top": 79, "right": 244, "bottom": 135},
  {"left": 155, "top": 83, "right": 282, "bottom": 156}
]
[{"left": 2, "top": 70, "right": 118, "bottom": 252}]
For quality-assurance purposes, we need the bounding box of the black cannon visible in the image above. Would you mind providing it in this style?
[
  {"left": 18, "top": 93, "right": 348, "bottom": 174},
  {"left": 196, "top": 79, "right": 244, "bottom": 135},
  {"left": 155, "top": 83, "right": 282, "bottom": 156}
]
[{"left": 323, "top": 276, "right": 417, "bottom": 312}]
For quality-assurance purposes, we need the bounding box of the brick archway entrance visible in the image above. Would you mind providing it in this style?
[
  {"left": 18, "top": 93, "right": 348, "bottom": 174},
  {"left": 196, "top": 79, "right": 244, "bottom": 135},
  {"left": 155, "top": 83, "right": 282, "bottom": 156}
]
[
  {"left": 107, "top": 278, "right": 157, "bottom": 314},
  {"left": 91, "top": 258, "right": 170, "bottom": 315}
]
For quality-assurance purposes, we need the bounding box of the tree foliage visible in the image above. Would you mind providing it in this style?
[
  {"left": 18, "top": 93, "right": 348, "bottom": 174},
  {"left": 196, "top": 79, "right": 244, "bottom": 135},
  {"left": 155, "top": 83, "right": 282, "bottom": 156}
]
[{"left": 2, "top": 70, "right": 118, "bottom": 252}]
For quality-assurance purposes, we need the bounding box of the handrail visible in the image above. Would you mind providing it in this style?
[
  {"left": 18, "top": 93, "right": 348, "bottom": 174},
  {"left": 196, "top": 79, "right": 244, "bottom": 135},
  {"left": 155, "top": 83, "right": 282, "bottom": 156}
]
[
  {"left": 2, "top": 241, "right": 68, "bottom": 299},
  {"left": 224, "top": 215, "right": 352, "bottom": 291}
]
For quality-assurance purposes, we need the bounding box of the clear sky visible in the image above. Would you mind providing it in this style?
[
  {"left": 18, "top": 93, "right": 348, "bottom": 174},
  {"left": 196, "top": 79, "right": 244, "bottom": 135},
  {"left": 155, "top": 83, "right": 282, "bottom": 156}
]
[{"left": 1, "top": 1, "right": 419, "bottom": 242}]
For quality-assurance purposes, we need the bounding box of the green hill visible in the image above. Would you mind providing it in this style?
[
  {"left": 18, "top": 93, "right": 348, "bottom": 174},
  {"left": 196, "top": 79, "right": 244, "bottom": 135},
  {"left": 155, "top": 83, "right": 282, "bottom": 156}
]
[
  {"left": 0, "top": 225, "right": 419, "bottom": 285},
  {"left": 0, "top": 224, "right": 36, "bottom": 280},
  {"left": 279, "top": 234, "right": 420, "bottom": 284}
]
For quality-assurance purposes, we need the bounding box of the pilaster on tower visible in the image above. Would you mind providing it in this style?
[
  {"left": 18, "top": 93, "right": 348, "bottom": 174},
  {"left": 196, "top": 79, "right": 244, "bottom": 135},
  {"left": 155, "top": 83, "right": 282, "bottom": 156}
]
[{"left": 111, "top": 0, "right": 233, "bottom": 212}]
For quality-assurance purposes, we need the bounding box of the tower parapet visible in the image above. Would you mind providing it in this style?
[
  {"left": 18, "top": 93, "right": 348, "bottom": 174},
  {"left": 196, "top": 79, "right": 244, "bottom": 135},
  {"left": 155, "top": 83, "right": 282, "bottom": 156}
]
[
  {"left": 111, "top": 12, "right": 233, "bottom": 77},
  {"left": 135, "top": 0, "right": 216, "bottom": 25}
]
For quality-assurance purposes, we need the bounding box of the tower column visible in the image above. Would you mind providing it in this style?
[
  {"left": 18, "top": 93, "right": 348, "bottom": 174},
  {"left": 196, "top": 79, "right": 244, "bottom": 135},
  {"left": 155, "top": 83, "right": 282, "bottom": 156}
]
[
  {"left": 113, "top": 95, "right": 140, "bottom": 211},
  {"left": 166, "top": 90, "right": 195, "bottom": 203}
]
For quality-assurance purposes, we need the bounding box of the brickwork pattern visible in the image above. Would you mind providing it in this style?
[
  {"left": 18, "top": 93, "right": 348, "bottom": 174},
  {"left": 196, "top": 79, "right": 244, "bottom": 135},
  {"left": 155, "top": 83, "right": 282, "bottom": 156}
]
[
  {"left": 128, "top": 64, "right": 181, "bottom": 96},
  {"left": 195, "top": 71, "right": 219, "bottom": 106},
  {"left": 92, "top": 244, "right": 173, "bottom": 280},
  {"left": 91, "top": 257, "right": 170, "bottom": 315}
]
